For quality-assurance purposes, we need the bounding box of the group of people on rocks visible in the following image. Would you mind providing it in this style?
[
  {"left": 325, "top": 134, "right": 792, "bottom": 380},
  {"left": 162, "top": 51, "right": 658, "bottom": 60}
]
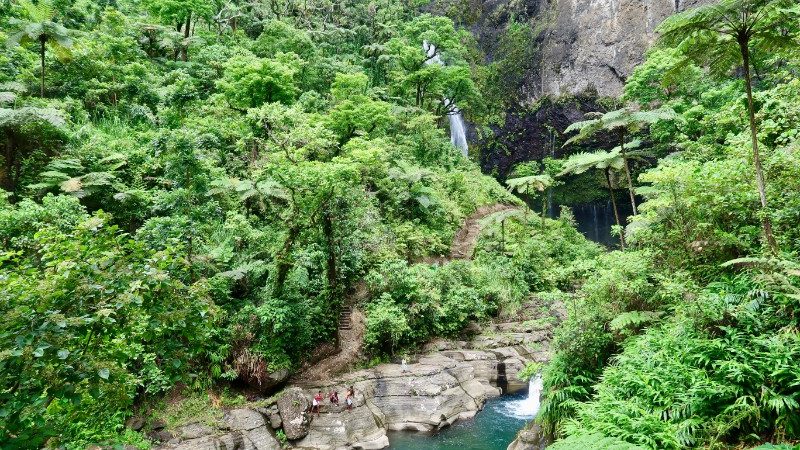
[{"left": 310, "top": 386, "right": 355, "bottom": 415}]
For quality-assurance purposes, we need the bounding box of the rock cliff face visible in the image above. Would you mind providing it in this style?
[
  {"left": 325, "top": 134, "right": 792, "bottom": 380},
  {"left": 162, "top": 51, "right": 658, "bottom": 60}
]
[
  {"left": 535, "top": 0, "right": 711, "bottom": 98},
  {"left": 472, "top": 0, "right": 712, "bottom": 178},
  {"left": 468, "top": 0, "right": 712, "bottom": 99}
]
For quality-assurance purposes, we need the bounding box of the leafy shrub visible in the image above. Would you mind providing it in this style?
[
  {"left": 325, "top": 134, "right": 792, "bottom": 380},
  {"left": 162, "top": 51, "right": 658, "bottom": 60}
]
[
  {"left": 0, "top": 210, "right": 221, "bottom": 447},
  {"left": 550, "top": 275, "right": 800, "bottom": 449}
]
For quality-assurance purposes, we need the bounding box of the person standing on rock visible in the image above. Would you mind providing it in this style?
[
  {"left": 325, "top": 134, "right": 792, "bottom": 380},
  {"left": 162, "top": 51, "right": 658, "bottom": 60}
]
[
  {"left": 329, "top": 390, "right": 339, "bottom": 405},
  {"left": 345, "top": 386, "right": 354, "bottom": 410},
  {"left": 312, "top": 391, "right": 323, "bottom": 416}
]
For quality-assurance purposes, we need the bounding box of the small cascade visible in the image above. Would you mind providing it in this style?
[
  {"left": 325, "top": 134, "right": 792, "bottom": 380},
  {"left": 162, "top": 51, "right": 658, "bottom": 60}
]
[
  {"left": 593, "top": 204, "right": 600, "bottom": 242},
  {"left": 547, "top": 132, "right": 556, "bottom": 216},
  {"left": 499, "top": 374, "right": 543, "bottom": 419},
  {"left": 423, "top": 40, "right": 469, "bottom": 157},
  {"left": 449, "top": 107, "right": 469, "bottom": 157}
]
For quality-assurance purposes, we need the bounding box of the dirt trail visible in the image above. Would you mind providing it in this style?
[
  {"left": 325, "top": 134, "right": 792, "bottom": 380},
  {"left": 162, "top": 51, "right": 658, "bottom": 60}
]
[
  {"left": 293, "top": 203, "right": 518, "bottom": 382},
  {"left": 292, "top": 282, "right": 368, "bottom": 383},
  {"left": 449, "top": 203, "right": 518, "bottom": 260}
]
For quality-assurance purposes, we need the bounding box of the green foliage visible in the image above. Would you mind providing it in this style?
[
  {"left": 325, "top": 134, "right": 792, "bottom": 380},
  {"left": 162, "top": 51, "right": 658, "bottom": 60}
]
[
  {"left": 218, "top": 53, "right": 300, "bottom": 109},
  {"left": 517, "top": 362, "right": 541, "bottom": 382},
  {"left": 6, "top": 0, "right": 73, "bottom": 97},
  {"left": 563, "top": 107, "right": 678, "bottom": 148},
  {"left": 540, "top": 3, "right": 800, "bottom": 448},
  {"left": 0, "top": 1, "right": 509, "bottom": 445},
  {"left": 557, "top": 276, "right": 800, "bottom": 449},
  {"left": 0, "top": 201, "right": 220, "bottom": 447},
  {"left": 548, "top": 432, "right": 645, "bottom": 450}
]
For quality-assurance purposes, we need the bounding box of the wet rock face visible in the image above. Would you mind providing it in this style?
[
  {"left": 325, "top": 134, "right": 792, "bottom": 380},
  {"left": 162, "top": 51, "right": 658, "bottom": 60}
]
[
  {"left": 468, "top": 0, "right": 713, "bottom": 178},
  {"left": 479, "top": 95, "right": 615, "bottom": 180},
  {"left": 537, "top": 0, "right": 712, "bottom": 97},
  {"left": 463, "top": 0, "right": 712, "bottom": 99}
]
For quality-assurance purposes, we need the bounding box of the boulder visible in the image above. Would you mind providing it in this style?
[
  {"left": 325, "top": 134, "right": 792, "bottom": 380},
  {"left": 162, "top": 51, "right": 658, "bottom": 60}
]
[
  {"left": 159, "top": 428, "right": 280, "bottom": 450},
  {"left": 224, "top": 408, "right": 266, "bottom": 431},
  {"left": 156, "top": 409, "right": 280, "bottom": 450},
  {"left": 277, "top": 388, "right": 311, "bottom": 440},
  {"left": 294, "top": 402, "right": 388, "bottom": 450},
  {"left": 266, "top": 405, "right": 282, "bottom": 429},
  {"left": 177, "top": 422, "right": 214, "bottom": 440},
  {"left": 507, "top": 423, "right": 552, "bottom": 450},
  {"left": 125, "top": 416, "right": 145, "bottom": 431},
  {"left": 149, "top": 430, "right": 174, "bottom": 443}
]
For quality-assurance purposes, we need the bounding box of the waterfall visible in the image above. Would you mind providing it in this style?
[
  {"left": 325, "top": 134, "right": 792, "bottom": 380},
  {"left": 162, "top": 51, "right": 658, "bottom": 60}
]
[
  {"left": 593, "top": 204, "right": 600, "bottom": 242},
  {"left": 500, "top": 374, "right": 543, "bottom": 419},
  {"left": 547, "top": 130, "right": 555, "bottom": 217},
  {"left": 423, "top": 41, "right": 469, "bottom": 158},
  {"left": 449, "top": 107, "right": 469, "bottom": 157}
]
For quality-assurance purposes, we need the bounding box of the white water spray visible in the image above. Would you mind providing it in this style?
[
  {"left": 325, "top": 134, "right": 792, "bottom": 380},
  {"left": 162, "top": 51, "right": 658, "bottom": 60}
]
[
  {"left": 423, "top": 41, "right": 469, "bottom": 158},
  {"left": 500, "top": 374, "right": 543, "bottom": 419}
]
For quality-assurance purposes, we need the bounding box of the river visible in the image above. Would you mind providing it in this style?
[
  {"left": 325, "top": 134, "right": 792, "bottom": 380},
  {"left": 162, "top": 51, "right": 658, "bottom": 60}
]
[{"left": 387, "top": 376, "right": 543, "bottom": 450}]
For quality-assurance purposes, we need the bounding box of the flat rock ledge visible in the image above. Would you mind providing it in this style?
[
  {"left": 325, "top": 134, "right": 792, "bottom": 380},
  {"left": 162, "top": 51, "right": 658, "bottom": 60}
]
[
  {"left": 157, "top": 408, "right": 281, "bottom": 450},
  {"left": 157, "top": 305, "right": 556, "bottom": 450}
]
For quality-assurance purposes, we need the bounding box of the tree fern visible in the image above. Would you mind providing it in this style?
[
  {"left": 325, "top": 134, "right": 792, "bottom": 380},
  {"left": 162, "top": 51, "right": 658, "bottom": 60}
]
[
  {"left": 609, "top": 311, "right": 663, "bottom": 334},
  {"left": 29, "top": 154, "right": 127, "bottom": 198},
  {"left": 548, "top": 432, "right": 646, "bottom": 450},
  {"left": 657, "top": 0, "right": 800, "bottom": 254},
  {"left": 0, "top": 107, "right": 66, "bottom": 128},
  {"left": 563, "top": 106, "right": 677, "bottom": 216},
  {"left": 6, "top": 0, "right": 74, "bottom": 97}
]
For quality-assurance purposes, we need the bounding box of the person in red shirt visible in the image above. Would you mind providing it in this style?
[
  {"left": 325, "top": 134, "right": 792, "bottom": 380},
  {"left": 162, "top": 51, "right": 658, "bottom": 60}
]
[{"left": 312, "top": 391, "right": 323, "bottom": 415}]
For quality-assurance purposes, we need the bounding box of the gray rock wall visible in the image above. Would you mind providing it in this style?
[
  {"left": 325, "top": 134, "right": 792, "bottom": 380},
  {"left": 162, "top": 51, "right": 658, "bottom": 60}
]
[{"left": 535, "top": 0, "right": 712, "bottom": 98}]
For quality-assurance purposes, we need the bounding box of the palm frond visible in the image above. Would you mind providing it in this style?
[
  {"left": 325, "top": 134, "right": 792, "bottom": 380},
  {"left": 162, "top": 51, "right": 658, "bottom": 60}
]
[
  {"left": 0, "top": 107, "right": 66, "bottom": 129},
  {"left": 506, "top": 174, "right": 553, "bottom": 193}
]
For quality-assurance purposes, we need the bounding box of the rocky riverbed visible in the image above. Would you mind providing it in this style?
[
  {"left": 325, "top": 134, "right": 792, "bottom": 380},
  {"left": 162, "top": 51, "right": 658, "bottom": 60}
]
[{"left": 155, "top": 299, "right": 561, "bottom": 450}]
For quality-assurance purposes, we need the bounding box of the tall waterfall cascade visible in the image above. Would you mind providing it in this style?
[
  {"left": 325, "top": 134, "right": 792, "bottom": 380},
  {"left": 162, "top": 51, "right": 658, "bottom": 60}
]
[
  {"left": 500, "top": 374, "right": 544, "bottom": 419},
  {"left": 422, "top": 41, "right": 469, "bottom": 158}
]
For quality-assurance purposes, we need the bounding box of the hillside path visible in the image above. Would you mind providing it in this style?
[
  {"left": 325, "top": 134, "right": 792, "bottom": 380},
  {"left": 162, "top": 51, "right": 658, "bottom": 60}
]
[{"left": 292, "top": 203, "right": 519, "bottom": 383}]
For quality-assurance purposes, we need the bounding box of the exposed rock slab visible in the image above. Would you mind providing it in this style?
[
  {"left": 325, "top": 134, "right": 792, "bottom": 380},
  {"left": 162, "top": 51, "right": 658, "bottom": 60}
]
[
  {"left": 507, "top": 422, "right": 552, "bottom": 450},
  {"left": 158, "top": 408, "right": 281, "bottom": 450},
  {"left": 291, "top": 303, "right": 557, "bottom": 449},
  {"left": 156, "top": 299, "right": 559, "bottom": 450}
]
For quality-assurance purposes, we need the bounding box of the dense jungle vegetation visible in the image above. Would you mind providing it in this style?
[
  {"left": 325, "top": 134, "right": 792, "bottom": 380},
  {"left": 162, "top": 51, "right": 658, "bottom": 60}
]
[
  {"left": 0, "top": 0, "right": 799, "bottom": 449},
  {"left": 0, "top": 0, "right": 529, "bottom": 446},
  {"left": 537, "top": 1, "right": 800, "bottom": 449}
]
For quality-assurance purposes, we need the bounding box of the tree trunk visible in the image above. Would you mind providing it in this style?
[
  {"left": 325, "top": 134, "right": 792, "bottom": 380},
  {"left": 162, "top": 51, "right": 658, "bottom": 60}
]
[
  {"left": 739, "top": 37, "right": 778, "bottom": 254},
  {"left": 2, "top": 132, "right": 15, "bottom": 193},
  {"left": 181, "top": 12, "right": 192, "bottom": 61},
  {"left": 541, "top": 195, "right": 547, "bottom": 228},
  {"left": 39, "top": 38, "right": 46, "bottom": 98},
  {"left": 273, "top": 224, "right": 300, "bottom": 298},
  {"left": 605, "top": 168, "right": 626, "bottom": 250},
  {"left": 187, "top": 233, "right": 194, "bottom": 283},
  {"left": 619, "top": 130, "right": 638, "bottom": 215},
  {"left": 322, "top": 207, "right": 338, "bottom": 302}
]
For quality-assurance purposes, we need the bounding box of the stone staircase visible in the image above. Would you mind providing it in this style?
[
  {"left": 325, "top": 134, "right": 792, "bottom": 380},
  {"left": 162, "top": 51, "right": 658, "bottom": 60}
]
[{"left": 338, "top": 304, "right": 352, "bottom": 331}]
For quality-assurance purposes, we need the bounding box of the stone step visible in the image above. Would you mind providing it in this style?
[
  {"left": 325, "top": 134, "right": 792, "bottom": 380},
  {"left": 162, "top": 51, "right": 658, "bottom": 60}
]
[{"left": 338, "top": 306, "right": 352, "bottom": 330}]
